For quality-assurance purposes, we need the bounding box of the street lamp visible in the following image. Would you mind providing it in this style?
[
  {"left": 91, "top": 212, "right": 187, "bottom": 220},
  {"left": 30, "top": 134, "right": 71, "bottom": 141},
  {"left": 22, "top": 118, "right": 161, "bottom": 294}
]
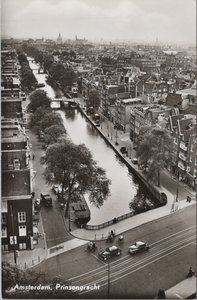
[
  {"left": 64, "top": 203, "right": 71, "bottom": 232},
  {"left": 129, "top": 145, "right": 132, "bottom": 159},
  {"left": 175, "top": 175, "right": 182, "bottom": 203},
  {"left": 115, "top": 130, "right": 118, "bottom": 146},
  {"left": 10, "top": 205, "right": 17, "bottom": 264},
  {"left": 107, "top": 261, "right": 110, "bottom": 298},
  {"left": 68, "top": 202, "right": 71, "bottom": 232}
]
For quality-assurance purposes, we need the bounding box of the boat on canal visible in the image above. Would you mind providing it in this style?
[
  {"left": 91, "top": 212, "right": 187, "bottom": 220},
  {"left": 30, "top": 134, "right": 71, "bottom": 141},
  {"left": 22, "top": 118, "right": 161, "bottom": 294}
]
[
  {"left": 57, "top": 191, "right": 90, "bottom": 225},
  {"left": 71, "top": 193, "right": 91, "bottom": 226}
]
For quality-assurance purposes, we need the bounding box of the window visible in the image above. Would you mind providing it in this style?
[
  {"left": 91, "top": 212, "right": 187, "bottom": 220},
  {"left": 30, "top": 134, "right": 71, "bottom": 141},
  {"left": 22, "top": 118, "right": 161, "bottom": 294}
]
[
  {"left": 2, "top": 226, "right": 7, "bottom": 238},
  {"left": 19, "top": 243, "right": 26, "bottom": 250},
  {"left": 14, "top": 159, "right": 20, "bottom": 170},
  {"left": 2, "top": 213, "right": 6, "bottom": 224},
  {"left": 2, "top": 244, "right": 8, "bottom": 251},
  {"left": 19, "top": 225, "right": 26, "bottom": 236},
  {"left": 18, "top": 212, "right": 26, "bottom": 223}
]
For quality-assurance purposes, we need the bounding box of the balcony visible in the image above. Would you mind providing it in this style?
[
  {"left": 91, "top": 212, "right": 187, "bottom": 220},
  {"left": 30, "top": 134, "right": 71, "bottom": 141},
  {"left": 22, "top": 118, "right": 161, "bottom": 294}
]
[
  {"left": 179, "top": 152, "right": 187, "bottom": 161},
  {"left": 178, "top": 161, "right": 186, "bottom": 171},
  {"left": 180, "top": 142, "right": 188, "bottom": 151}
]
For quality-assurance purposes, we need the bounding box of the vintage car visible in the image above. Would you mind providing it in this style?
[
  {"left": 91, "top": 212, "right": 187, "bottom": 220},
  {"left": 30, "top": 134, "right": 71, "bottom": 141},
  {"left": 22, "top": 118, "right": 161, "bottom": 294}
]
[
  {"left": 132, "top": 158, "right": 138, "bottom": 164},
  {"left": 40, "top": 193, "right": 53, "bottom": 208},
  {"left": 128, "top": 241, "right": 149, "bottom": 254},
  {"left": 98, "top": 245, "right": 121, "bottom": 261},
  {"left": 34, "top": 198, "right": 41, "bottom": 211}
]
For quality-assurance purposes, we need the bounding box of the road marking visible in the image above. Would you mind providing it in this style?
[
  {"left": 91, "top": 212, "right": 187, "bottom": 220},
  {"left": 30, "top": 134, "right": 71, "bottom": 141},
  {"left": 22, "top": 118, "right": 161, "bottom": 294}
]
[
  {"left": 75, "top": 236, "right": 196, "bottom": 288},
  {"left": 78, "top": 236, "right": 196, "bottom": 288},
  {"left": 80, "top": 240, "right": 195, "bottom": 295},
  {"left": 69, "top": 229, "right": 196, "bottom": 282},
  {"left": 150, "top": 225, "right": 196, "bottom": 246},
  {"left": 175, "top": 293, "right": 184, "bottom": 299},
  {"left": 90, "top": 253, "right": 107, "bottom": 265}
]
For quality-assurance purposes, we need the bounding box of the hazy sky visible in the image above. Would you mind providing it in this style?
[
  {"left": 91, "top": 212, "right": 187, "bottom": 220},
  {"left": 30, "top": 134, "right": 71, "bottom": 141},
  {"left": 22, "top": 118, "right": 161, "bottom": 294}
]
[{"left": 1, "top": 0, "right": 196, "bottom": 43}]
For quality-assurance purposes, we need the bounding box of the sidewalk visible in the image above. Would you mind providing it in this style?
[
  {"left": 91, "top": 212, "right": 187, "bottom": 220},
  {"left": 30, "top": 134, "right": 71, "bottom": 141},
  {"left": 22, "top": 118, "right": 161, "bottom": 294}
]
[
  {"left": 70, "top": 193, "right": 195, "bottom": 241},
  {"left": 164, "top": 276, "right": 196, "bottom": 299},
  {"left": 3, "top": 98, "right": 196, "bottom": 270},
  {"left": 2, "top": 210, "right": 47, "bottom": 269}
]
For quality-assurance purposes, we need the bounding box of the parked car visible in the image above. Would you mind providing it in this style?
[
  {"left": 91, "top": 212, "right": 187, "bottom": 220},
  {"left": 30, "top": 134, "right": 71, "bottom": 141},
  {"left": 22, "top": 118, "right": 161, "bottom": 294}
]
[
  {"left": 120, "top": 146, "right": 127, "bottom": 154},
  {"left": 34, "top": 198, "right": 41, "bottom": 210},
  {"left": 40, "top": 193, "right": 52, "bottom": 207},
  {"left": 52, "top": 184, "right": 60, "bottom": 194},
  {"left": 98, "top": 245, "right": 121, "bottom": 261},
  {"left": 52, "top": 184, "right": 67, "bottom": 195},
  {"left": 132, "top": 158, "right": 138, "bottom": 164},
  {"left": 36, "top": 83, "right": 45, "bottom": 88},
  {"left": 128, "top": 241, "right": 149, "bottom": 254}
]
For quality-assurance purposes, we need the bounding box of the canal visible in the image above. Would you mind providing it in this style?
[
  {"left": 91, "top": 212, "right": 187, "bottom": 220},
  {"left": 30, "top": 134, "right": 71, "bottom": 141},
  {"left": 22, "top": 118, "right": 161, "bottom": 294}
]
[{"left": 29, "top": 59, "right": 155, "bottom": 225}]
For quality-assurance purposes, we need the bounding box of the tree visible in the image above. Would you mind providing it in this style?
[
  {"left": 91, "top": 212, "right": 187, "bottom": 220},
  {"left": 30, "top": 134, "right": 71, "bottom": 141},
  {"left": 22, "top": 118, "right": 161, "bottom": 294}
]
[
  {"left": 137, "top": 127, "right": 173, "bottom": 186},
  {"left": 59, "top": 68, "right": 76, "bottom": 90},
  {"left": 41, "top": 138, "right": 111, "bottom": 217},
  {"left": 48, "top": 63, "right": 76, "bottom": 91},
  {"left": 39, "top": 111, "right": 63, "bottom": 132},
  {"left": 28, "top": 90, "right": 51, "bottom": 113},
  {"left": 44, "top": 124, "right": 66, "bottom": 145},
  {"left": 29, "top": 107, "right": 52, "bottom": 134},
  {"left": 2, "top": 262, "right": 76, "bottom": 299}
]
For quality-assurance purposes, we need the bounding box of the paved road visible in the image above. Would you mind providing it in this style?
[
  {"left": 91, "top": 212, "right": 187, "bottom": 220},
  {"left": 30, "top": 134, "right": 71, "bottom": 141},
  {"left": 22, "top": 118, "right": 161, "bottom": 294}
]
[
  {"left": 29, "top": 131, "right": 73, "bottom": 248},
  {"left": 34, "top": 205, "right": 196, "bottom": 298}
]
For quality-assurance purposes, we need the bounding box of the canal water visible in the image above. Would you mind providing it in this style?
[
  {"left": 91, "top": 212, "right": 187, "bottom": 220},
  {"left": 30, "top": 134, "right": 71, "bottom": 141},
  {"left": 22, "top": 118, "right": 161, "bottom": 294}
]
[{"left": 29, "top": 58, "right": 154, "bottom": 225}]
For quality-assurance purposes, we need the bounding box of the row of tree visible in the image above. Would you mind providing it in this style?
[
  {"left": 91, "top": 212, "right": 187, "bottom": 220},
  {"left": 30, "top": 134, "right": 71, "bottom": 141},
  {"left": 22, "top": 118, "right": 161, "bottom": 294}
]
[
  {"left": 28, "top": 90, "right": 111, "bottom": 216},
  {"left": 28, "top": 90, "right": 66, "bottom": 145},
  {"left": 47, "top": 63, "right": 76, "bottom": 93},
  {"left": 136, "top": 126, "right": 174, "bottom": 187},
  {"left": 17, "top": 49, "right": 38, "bottom": 92},
  {"left": 21, "top": 43, "right": 77, "bottom": 94}
]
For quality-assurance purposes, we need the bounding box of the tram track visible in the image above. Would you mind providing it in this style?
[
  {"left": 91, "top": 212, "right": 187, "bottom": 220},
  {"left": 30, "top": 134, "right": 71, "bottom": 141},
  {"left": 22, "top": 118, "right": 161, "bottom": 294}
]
[{"left": 67, "top": 226, "right": 196, "bottom": 294}]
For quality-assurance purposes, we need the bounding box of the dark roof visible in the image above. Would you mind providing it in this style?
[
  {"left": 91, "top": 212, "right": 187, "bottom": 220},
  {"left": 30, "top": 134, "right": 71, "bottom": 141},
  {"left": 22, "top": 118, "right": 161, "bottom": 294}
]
[
  {"left": 166, "top": 93, "right": 182, "bottom": 107},
  {"left": 2, "top": 170, "right": 31, "bottom": 197}
]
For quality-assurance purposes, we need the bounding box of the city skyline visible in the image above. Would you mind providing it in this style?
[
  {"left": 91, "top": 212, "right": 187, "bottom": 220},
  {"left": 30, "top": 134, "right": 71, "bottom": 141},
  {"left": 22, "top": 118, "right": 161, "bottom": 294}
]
[{"left": 1, "top": 0, "right": 196, "bottom": 45}]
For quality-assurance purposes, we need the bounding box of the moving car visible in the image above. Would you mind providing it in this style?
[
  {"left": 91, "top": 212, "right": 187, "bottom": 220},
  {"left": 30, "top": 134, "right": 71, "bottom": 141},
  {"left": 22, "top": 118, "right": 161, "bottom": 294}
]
[
  {"left": 128, "top": 241, "right": 149, "bottom": 254},
  {"left": 40, "top": 193, "right": 52, "bottom": 207},
  {"left": 98, "top": 245, "right": 121, "bottom": 261}
]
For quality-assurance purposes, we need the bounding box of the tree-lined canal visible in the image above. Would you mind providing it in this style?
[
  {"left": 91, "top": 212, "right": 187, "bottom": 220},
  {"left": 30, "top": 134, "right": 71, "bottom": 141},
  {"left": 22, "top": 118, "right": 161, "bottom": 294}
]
[{"left": 29, "top": 58, "right": 155, "bottom": 225}]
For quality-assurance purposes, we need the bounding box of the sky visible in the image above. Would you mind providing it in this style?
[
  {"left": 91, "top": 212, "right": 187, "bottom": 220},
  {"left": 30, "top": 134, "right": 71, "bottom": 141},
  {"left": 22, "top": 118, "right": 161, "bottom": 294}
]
[{"left": 1, "top": 0, "right": 196, "bottom": 44}]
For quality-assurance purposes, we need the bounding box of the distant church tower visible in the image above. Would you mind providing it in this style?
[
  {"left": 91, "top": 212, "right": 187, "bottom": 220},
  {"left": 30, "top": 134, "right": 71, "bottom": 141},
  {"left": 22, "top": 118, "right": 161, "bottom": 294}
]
[
  {"left": 57, "top": 33, "right": 63, "bottom": 44},
  {"left": 155, "top": 36, "right": 158, "bottom": 45}
]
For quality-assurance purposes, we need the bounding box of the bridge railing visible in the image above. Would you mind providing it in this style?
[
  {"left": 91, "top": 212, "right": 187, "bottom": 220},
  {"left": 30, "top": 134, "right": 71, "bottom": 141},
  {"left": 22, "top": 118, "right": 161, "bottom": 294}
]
[{"left": 84, "top": 211, "right": 134, "bottom": 230}]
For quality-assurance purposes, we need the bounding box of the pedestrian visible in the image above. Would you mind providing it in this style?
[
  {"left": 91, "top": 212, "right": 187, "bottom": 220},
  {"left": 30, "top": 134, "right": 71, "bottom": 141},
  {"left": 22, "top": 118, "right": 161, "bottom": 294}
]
[
  {"left": 32, "top": 153, "right": 35, "bottom": 160},
  {"left": 187, "top": 266, "right": 195, "bottom": 278},
  {"left": 28, "top": 154, "right": 31, "bottom": 160},
  {"left": 111, "top": 230, "right": 114, "bottom": 237},
  {"left": 187, "top": 196, "right": 191, "bottom": 203}
]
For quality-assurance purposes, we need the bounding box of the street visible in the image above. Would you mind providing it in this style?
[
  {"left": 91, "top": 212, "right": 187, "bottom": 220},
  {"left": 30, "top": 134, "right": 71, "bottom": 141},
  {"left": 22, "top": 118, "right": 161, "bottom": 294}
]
[
  {"left": 29, "top": 130, "right": 74, "bottom": 248},
  {"left": 34, "top": 205, "right": 196, "bottom": 298}
]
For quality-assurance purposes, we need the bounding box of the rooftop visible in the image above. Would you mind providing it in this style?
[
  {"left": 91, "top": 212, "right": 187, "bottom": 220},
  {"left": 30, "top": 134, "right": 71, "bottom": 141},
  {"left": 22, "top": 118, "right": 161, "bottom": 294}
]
[{"left": 176, "top": 87, "right": 196, "bottom": 97}]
